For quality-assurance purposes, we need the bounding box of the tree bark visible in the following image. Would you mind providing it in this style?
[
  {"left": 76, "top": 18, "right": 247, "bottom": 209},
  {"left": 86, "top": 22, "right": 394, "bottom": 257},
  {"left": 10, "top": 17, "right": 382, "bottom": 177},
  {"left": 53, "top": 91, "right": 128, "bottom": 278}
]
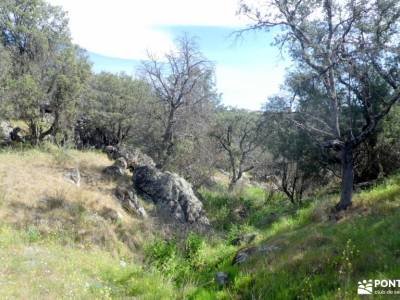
[
  {"left": 336, "top": 143, "right": 354, "bottom": 211},
  {"left": 159, "top": 107, "right": 175, "bottom": 168},
  {"left": 228, "top": 179, "right": 237, "bottom": 192}
]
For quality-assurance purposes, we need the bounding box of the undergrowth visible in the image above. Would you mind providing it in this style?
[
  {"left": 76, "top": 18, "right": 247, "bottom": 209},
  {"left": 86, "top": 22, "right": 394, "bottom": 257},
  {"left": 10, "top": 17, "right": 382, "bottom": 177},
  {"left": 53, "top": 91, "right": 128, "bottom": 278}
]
[{"left": 0, "top": 146, "right": 399, "bottom": 299}]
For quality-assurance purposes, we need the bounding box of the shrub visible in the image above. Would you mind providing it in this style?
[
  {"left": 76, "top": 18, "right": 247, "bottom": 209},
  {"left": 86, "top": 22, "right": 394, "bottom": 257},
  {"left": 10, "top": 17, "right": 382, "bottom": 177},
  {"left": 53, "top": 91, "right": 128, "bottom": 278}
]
[
  {"left": 145, "top": 239, "right": 178, "bottom": 269},
  {"left": 185, "top": 233, "right": 204, "bottom": 260}
]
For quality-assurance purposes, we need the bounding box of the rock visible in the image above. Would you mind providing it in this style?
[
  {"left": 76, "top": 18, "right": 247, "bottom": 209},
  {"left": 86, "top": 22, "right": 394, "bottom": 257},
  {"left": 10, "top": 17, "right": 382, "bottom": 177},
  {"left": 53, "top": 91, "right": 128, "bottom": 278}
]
[
  {"left": 103, "top": 157, "right": 128, "bottom": 177},
  {"left": 103, "top": 165, "right": 125, "bottom": 177},
  {"left": 104, "top": 145, "right": 155, "bottom": 170},
  {"left": 99, "top": 207, "right": 121, "bottom": 222},
  {"left": 231, "top": 233, "right": 257, "bottom": 246},
  {"left": 233, "top": 204, "right": 248, "bottom": 220},
  {"left": 115, "top": 187, "right": 147, "bottom": 218},
  {"left": 114, "top": 157, "right": 128, "bottom": 169},
  {"left": 354, "top": 180, "right": 378, "bottom": 191},
  {"left": 232, "top": 244, "right": 279, "bottom": 265},
  {"left": 257, "top": 212, "right": 278, "bottom": 227},
  {"left": 232, "top": 247, "right": 258, "bottom": 265},
  {"left": 258, "top": 244, "right": 280, "bottom": 253},
  {"left": 0, "top": 121, "right": 13, "bottom": 144},
  {"left": 10, "top": 127, "right": 24, "bottom": 142},
  {"left": 215, "top": 272, "right": 229, "bottom": 285},
  {"left": 119, "top": 260, "right": 127, "bottom": 268},
  {"left": 64, "top": 168, "right": 81, "bottom": 187},
  {"left": 133, "top": 165, "right": 209, "bottom": 226}
]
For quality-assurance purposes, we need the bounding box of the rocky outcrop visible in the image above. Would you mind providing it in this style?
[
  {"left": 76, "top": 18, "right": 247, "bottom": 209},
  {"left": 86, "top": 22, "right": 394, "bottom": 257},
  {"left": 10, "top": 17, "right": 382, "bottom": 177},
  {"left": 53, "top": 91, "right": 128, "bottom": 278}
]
[
  {"left": 133, "top": 165, "right": 209, "bottom": 226},
  {"left": 104, "top": 145, "right": 155, "bottom": 171},
  {"left": 103, "top": 157, "right": 128, "bottom": 177},
  {"left": 115, "top": 187, "right": 147, "bottom": 218},
  {"left": 103, "top": 145, "right": 209, "bottom": 226}
]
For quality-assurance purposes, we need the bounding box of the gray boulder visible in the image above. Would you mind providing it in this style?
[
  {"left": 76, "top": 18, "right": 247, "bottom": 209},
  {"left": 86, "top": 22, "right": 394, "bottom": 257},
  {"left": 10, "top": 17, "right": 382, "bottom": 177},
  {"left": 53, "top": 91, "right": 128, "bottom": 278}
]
[
  {"left": 10, "top": 127, "right": 24, "bottom": 142},
  {"left": 104, "top": 145, "right": 155, "bottom": 170},
  {"left": 215, "top": 272, "right": 229, "bottom": 285},
  {"left": 232, "top": 246, "right": 258, "bottom": 265},
  {"left": 133, "top": 165, "right": 209, "bottom": 226},
  {"left": 231, "top": 233, "right": 257, "bottom": 246},
  {"left": 0, "top": 121, "right": 13, "bottom": 144},
  {"left": 64, "top": 168, "right": 81, "bottom": 187},
  {"left": 232, "top": 244, "right": 279, "bottom": 265},
  {"left": 103, "top": 157, "right": 128, "bottom": 177},
  {"left": 115, "top": 187, "right": 147, "bottom": 218}
]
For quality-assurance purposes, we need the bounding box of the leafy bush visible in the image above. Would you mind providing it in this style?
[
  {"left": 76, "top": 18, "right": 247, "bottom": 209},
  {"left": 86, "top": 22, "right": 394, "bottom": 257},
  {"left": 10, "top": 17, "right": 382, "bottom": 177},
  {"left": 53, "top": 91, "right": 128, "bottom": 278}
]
[
  {"left": 145, "top": 239, "right": 178, "bottom": 269},
  {"left": 185, "top": 233, "right": 204, "bottom": 260}
]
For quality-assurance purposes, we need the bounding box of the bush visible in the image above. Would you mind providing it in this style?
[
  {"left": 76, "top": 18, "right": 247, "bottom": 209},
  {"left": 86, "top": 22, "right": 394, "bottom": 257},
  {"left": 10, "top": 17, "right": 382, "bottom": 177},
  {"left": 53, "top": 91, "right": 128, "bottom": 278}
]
[
  {"left": 145, "top": 239, "right": 177, "bottom": 268},
  {"left": 185, "top": 233, "right": 204, "bottom": 260}
]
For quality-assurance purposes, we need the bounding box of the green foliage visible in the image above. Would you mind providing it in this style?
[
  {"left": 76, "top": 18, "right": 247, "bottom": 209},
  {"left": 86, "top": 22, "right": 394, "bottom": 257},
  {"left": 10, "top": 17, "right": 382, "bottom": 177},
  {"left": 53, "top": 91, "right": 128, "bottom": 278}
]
[
  {"left": 0, "top": 0, "right": 90, "bottom": 144},
  {"left": 145, "top": 239, "right": 178, "bottom": 270},
  {"left": 185, "top": 233, "right": 204, "bottom": 260},
  {"left": 263, "top": 102, "right": 331, "bottom": 204},
  {"left": 78, "top": 72, "right": 155, "bottom": 147},
  {"left": 0, "top": 224, "right": 178, "bottom": 299},
  {"left": 1, "top": 146, "right": 399, "bottom": 299},
  {"left": 139, "top": 175, "right": 400, "bottom": 299},
  {"left": 0, "top": 44, "right": 11, "bottom": 118},
  {"left": 211, "top": 109, "right": 262, "bottom": 189},
  {"left": 201, "top": 185, "right": 290, "bottom": 231}
]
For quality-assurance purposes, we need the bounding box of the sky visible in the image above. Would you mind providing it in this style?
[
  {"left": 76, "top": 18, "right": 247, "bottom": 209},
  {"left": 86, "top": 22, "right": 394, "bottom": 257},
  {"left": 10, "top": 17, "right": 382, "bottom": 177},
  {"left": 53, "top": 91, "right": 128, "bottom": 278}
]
[{"left": 47, "top": 0, "right": 290, "bottom": 110}]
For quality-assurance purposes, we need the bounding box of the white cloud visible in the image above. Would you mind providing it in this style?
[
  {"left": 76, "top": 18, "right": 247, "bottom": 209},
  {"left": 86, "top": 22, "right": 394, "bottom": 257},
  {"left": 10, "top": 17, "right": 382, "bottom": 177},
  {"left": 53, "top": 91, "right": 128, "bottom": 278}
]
[
  {"left": 46, "top": 0, "right": 287, "bottom": 110},
  {"left": 47, "top": 0, "right": 244, "bottom": 59},
  {"left": 216, "top": 65, "right": 285, "bottom": 110}
]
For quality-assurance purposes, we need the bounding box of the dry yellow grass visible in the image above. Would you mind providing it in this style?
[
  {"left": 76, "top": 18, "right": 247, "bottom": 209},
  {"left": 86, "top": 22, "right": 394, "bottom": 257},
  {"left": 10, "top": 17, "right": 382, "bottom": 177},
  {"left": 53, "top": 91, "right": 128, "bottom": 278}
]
[
  {"left": 0, "top": 145, "right": 158, "bottom": 255},
  {"left": 0, "top": 148, "right": 117, "bottom": 216},
  {"left": 0, "top": 145, "right": 181, "bottom": 298}
]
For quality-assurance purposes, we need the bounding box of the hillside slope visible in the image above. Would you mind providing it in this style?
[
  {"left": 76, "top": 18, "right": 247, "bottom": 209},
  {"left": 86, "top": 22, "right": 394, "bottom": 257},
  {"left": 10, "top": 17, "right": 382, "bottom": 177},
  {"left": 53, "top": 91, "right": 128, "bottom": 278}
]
[
  {"left": 0, "top": 146, "right": 399, "bottom": 299},
  {"left": 0, "top": 145, "right": 175, "bottom": 299}
]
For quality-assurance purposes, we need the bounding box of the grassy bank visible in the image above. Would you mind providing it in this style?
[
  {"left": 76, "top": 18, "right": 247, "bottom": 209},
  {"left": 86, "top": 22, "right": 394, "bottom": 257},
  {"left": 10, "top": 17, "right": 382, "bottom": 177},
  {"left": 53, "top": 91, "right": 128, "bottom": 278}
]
[{"left": 0, "top": 146, "right": 399, "bottom": 299}]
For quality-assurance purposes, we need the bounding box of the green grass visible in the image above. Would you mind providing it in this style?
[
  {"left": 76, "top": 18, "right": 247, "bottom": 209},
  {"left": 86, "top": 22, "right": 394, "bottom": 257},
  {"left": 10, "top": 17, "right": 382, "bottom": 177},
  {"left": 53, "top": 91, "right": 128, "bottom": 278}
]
[
  {"left": 144, "top": 175, "right": 400, "bottom": 299},
  {"left": 1, "top": 145, "right": 399, "bottom": 299},
  {"left": 0, "top": 224, "right": 177, "bottom": 299}
]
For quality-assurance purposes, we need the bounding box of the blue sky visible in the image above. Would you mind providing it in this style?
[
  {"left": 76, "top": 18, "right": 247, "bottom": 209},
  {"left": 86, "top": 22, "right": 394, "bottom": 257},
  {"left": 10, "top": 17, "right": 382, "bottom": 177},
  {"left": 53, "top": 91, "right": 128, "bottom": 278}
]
[{"left": 48, "top": 0, "right": 290, "bottom": 110}]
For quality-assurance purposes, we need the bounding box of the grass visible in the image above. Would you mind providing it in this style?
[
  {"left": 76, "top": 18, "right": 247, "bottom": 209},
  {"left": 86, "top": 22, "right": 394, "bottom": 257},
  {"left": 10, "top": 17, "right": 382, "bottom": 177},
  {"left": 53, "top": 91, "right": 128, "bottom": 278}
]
[
  {"left": 0, "top": 145, "right": 176, "bottom": 298},
  {"left": 142, "top": 175, "right": 400, "bottom": 299},
  {"left": 0, "top": 144, "right": 147, "bottom": 250},
  {"left": 0, "top": 224, "right": 176, "bottom": 299},
  {"left": 0, "top": 145, "right": 399, "bottom": 299}
]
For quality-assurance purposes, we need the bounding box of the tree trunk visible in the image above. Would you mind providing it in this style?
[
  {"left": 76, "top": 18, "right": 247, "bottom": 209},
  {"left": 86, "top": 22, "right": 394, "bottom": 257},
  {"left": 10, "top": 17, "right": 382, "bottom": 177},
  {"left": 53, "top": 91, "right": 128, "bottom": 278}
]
[
  {"left": 336, "top": 143, "right": 354, "bottom": 211},
  {"left": 228, "top": 169, "right": 243, "bottom": 192},
  {"left": 159, "top": 107, "right": 175, "bottom": 168},
  {"left": 228, "top": 179, "right": 236, "bottom": 192}
]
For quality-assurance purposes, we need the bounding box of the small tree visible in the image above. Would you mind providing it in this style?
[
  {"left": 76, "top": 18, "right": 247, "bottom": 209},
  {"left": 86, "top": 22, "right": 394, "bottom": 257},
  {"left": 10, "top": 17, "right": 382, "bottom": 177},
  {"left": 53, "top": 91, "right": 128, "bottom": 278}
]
[
  {"left": 240, "top": 0, "right": 400, "bottom": 210},
  {"left": 211, "top": 109, "right": 262, "bottom": 190},
  {"left": 140, "top": 35, "right": 216, "bottom": 168},
  {"left": 263, "top": 101, "right": 331, "bottom": 205}
]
